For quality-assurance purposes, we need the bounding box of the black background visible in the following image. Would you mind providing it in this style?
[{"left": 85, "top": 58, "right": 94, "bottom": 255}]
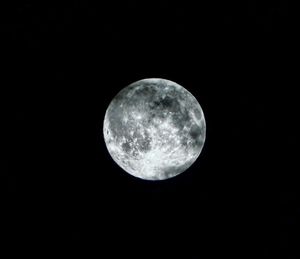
[{"left": 4, "top": 0, "right": 297, "bottom": 258}]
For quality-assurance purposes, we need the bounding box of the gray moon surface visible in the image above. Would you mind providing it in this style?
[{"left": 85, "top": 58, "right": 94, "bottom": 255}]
[{"left": 103, "top": 78, "right": 206, "bottom": 180}]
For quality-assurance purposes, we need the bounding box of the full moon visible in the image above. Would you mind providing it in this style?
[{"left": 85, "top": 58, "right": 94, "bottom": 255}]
[{"left": 103, "top": 78, "right": 206, "bottom": 180}]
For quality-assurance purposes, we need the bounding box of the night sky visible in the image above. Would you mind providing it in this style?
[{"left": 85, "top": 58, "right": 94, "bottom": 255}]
[{"left": 5, "top": 0, "right": 297, "bottom": 258}]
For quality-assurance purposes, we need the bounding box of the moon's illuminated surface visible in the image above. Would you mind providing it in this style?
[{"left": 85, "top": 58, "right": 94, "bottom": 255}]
[{"left": 103, "top": 78, "right": 206, "bottom": 180}]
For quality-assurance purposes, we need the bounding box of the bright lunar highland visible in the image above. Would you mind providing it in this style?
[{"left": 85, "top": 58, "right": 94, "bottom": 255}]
[{"left": 103, "top": 78, "right": 206, "bottom": 180}]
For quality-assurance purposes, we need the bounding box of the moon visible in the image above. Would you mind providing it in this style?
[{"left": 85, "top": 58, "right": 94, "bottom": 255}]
[{"left": 103, "top": 78, "right": 206, "bottom": 180}]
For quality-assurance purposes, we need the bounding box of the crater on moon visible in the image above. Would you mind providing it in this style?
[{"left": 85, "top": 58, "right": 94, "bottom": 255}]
[{"left": 103, "top": 78, "right": 206, "bottom": 180}]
